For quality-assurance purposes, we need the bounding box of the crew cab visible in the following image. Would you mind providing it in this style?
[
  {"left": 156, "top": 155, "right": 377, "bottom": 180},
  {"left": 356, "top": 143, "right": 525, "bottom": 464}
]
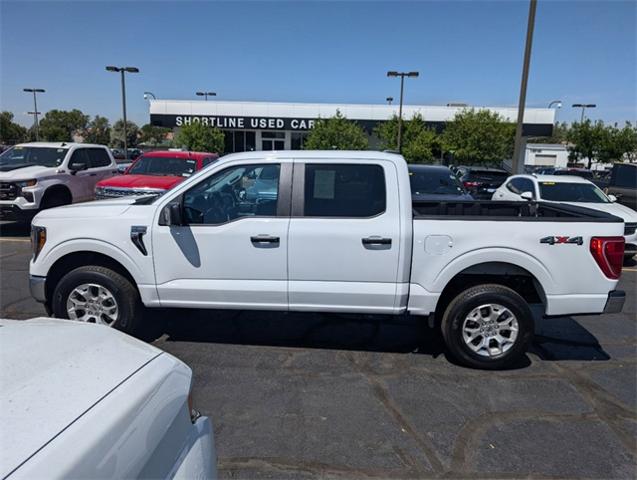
[
  {"left": 0, "top": 142, "right": 117, "bottom": 222},
  {"left": 29, "top": 151, "right": 626, "bottom": 369},
  {"left": 95, "top": 151, "right": 218, "bottom": 199},
  {"left": 493, "top": 174, "right": 637, "bottom": 259}
]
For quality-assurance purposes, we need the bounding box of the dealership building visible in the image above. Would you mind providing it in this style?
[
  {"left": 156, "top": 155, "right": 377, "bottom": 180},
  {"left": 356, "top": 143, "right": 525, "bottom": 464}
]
[{"left": 149, "top": 99, "right": 556, "bottom": 154}]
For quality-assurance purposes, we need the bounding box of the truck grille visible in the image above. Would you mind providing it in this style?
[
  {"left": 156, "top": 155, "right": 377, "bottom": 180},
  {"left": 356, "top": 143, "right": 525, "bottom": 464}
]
[
  {"left": 625, "top": 223, "right": 637, "bottom": 236},
  {"left": 0, "top": 182, "right": 19, "bottom": 201},
  {"left": 96, "top": 187, "right": 165, "bottom": 199}
]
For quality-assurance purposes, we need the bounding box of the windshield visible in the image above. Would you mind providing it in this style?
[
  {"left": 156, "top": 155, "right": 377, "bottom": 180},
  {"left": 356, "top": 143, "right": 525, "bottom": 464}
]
[
  {"left": 540, "top": 181, "right": 610, "bottom": 203},
  {"left": 410, "top": 168, "right": 466, "bottom": 195},
  {"left": 0, "top": 146, "right": 68, "bottom": 170},
  {"left": 128, "top": 156, "right": 197, "bottom": 177}
]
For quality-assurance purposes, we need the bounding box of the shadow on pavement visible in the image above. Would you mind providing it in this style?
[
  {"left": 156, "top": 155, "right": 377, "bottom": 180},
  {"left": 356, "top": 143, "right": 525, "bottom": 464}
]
[{"left": 147, "top": 308, "right": 610, "bottom": 366}]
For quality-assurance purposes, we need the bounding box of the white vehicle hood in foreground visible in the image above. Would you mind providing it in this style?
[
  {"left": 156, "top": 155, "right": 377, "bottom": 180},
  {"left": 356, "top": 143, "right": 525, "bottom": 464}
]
[
  {"left": 0, "top": 318, "right": 162, "bottom": 478},
  {"left": 0, "top": 165, "right": 56, "bottom": 180},
  {"left": 33, "top": 197, "right": 141, "bottom": 220}
]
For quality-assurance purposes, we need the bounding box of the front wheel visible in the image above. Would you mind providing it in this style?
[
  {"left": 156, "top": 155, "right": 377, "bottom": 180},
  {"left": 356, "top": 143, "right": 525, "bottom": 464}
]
[
  {"left": 441, "top": 284, "right": 534, "bottom": 369},
  {"left": 52, "top": 265, "right": 143, "bottom": 336}
]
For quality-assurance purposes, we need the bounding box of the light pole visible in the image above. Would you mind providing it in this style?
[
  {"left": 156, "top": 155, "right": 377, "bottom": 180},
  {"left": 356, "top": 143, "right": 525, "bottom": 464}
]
[
  {"left": 387, "top": 71, "right": 419, "bottom": 153},
  {"left": 548, "top": 100, "right": 562, "bottom": 109},
  {"left": 386, "top": 96, "right": 393, "bottom": 105},
  {"left": 196, "top": 91, "right": 216, "bottom": 101},
  {"left": 511, "top": 0, "right": 537, "bottom": 175},
  {"left": 572, "top": 103, "right": 596, "bottom": 123},
  {"left": 106, "top": 66, "right": 139, "bottom": 160},
  {"left": 143, "top": 91, "right": 156, "bottom": 100},
  {"left": 23, "top": 88, "right": 45, "bottom": 141}
]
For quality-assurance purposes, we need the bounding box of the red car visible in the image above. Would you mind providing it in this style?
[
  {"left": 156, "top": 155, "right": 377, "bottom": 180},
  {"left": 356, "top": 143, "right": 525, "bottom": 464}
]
[{"left": 95, "top": 151, "right": 218, "bottom": 199}]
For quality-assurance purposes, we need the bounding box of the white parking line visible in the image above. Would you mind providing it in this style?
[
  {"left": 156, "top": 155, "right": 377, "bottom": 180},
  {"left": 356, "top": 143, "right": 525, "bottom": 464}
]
[{"left": 622, "top": 268, "right": 637, "bottom": 272}]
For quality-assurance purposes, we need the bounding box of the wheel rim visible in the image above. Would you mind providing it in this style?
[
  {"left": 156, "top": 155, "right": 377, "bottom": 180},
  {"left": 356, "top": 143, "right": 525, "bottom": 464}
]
[
  {"left": 461, "top": 303, "right": 519, "bottom": 358},
  {"left": 66, "top": 283, "right": 119, "bottom": 326}
]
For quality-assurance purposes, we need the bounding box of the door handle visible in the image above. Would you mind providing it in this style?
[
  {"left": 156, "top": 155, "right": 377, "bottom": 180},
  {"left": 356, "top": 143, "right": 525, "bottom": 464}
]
[
  {"left": 250, "top": 235, "right": 280, "bottom": 247},
  {"left": 362, "top": 236, "right": 392, "bottom": 247},
  {"left": 89, "top": 173, "right": 97, "bottom": 176}
]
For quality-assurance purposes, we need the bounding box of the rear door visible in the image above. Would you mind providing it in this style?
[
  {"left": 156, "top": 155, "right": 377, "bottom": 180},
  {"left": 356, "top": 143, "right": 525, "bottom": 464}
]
[
  {"left": 287, "top": 159, "right": 401, "bottom": 313},
  {"left": 67, "top": 148, "right": 92, "bottom": 201},
  {"left": 86, "top": 148, "right": 117, "bottom": 195}
]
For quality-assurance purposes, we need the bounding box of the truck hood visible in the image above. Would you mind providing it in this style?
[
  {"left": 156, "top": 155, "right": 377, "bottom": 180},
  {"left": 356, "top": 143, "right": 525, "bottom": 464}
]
[
  {"left": 0, "top": 318, "right": 162, "bottom": 478},
  {"left": 0, "top": 164, "right": 56, "bottom": 179},
  {"left": 559, "top": 201, "right": 637, "bottom": 223},
  {"left": 33, "top": 197, "right": 143, "bottom": 220},
  {"left": 97, "top": 174, "right": 185, "bottom": 190}
]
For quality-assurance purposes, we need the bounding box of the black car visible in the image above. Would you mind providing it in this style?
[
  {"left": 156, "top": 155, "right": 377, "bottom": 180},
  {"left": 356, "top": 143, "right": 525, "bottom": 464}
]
[
  {"left": 409, "top": 165, "right": 473, "bottom": 201},
  {"left": 605, "top": 163, "right": 637, "bottom": 210},
  {"left": 456, "top": 167, "right": 509, "bottom": 199},
  {"left": 553, "top": 168, "right": 595, "bottom": 181}
]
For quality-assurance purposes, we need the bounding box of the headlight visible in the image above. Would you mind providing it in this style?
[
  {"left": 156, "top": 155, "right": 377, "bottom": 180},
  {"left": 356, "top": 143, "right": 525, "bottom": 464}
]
[
  {"left": 16, "top": 179, "right": 37, "bottom": 188},
  {"left": 95, "top": 186, "right": 105, "bottom": 195},
  {"left": 30, "top": 225, "right": 46, "bottom": 261}
]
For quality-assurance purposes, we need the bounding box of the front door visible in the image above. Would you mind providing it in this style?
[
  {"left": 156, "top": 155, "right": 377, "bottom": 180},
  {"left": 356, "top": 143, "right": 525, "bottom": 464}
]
[
  {"left": 151, "top": 161, "right": 292, "bottom": 310},
  {"left": 67, "top": 148, "right": 93, "bottom": 201},
  {"left": 287, "top": 160, "right": 402, "bottom": 313}
]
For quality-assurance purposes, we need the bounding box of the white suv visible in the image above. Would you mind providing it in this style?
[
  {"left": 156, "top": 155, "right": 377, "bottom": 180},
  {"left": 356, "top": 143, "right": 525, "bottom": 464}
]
[
  {"left": 493, "top": 173, "right": 637, "bottom": 258},
  {"left": 0, "top": 142, "right": 117, "bottom": 222}
]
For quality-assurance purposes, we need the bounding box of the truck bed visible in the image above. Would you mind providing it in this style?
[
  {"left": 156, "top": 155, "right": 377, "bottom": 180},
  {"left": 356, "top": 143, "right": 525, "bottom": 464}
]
[{"left": 412, "top": 200, "right": 623, "bottom": 222}]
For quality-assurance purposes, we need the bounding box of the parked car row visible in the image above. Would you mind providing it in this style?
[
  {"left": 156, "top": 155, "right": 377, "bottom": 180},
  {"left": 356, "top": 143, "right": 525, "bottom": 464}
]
[{"left": 0, "top": 142, "right": 218, "bottom": 222}]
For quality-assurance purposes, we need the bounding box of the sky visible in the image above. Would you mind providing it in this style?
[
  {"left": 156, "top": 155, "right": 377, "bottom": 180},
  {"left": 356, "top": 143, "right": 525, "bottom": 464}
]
[{"left": 1, "top": 0, "right": 636, "bottom": 128}]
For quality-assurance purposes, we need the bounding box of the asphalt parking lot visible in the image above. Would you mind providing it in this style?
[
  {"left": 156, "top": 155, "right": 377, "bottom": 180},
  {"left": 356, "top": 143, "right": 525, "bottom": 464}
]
[{"left": 1, "top": 221, "right": 636, "bottom": 479}]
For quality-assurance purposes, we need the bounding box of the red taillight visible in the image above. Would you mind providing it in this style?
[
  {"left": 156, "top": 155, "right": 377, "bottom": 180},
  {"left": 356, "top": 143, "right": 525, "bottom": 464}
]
[
  {"left": 463, "top": 181, "right": 479, "bottom": 188},
  {"left": 590, "top": 236, "right": 625, "bottom": 279}
]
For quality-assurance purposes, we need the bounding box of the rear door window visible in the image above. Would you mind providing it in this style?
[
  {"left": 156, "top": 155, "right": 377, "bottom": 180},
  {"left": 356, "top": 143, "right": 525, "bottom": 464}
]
[
  {"left": 303, "top": 164, "right": 386, "bottom": 217},
  {"left": 86, "top": 148, "right": 112, "bottom": 168}
]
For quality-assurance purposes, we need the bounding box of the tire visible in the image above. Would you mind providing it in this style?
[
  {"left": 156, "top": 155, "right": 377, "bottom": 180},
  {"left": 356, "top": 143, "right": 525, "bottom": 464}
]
[
  {"left": 40, "top": 189, "right": 72, "bottom": 210},
  {"left": 51, "top": 265, "right": 143, "bottom": 336},
  {"left": 441, "top": 284, "right": 534, "bottom": 370}
]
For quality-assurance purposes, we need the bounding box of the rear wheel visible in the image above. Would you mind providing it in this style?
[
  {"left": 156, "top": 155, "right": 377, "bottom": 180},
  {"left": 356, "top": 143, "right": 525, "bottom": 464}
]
[
  {"left": 51, "top": 265, "right": 143, "bottom": 336},
  {"left": 441, "top": 284, "right": 534, "bottom": 369}
]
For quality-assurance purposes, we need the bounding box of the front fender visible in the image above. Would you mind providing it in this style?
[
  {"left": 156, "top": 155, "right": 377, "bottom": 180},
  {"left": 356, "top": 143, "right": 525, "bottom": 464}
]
[{"left": 32, "top": 238, "right": 152, "bottom": 286}]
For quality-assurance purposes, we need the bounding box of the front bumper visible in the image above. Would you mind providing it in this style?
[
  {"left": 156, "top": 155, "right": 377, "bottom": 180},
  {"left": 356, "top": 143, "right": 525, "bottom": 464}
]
[
  {"left": 603, "top": 290, "right": 625, "bottom": 314},
  {"left": 29, "top": 275, "right": 47, "bottom": 303},
  {"left": 173, "top": 415, "right": 217, "bottom": 480},
  {"left": 0, "top": 204, "right": 37, "bottom": 221}
]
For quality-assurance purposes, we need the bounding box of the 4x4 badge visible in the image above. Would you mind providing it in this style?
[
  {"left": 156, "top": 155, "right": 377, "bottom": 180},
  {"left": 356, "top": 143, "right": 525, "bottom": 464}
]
[{"left": 540, "top": 236, "right": 583, "bottom": 245}]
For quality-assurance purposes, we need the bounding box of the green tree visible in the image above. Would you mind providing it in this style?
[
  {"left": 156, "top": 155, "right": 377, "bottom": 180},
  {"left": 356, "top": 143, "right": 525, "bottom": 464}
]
[
  {"left": 440, "top": 108, "right": 515, "bottom": 165},
  {"left": 376, "top": 113, "right": 439, "bottom": 163},
  {"left": 174, "top": 122, "right": 225, "bottom": 153},
  {"left": 598, "top": 122, "right": 637, "bottom": 164},
  {"left": 139, "top": 124, "right": 171, "bottom": 145},
  {"left": 39, "top": 109, "right": 89, "bottom": 142},
  {"left": 0, "top": 111, "right": 28, "bottom": 145},
  {"left": 84, "top": 115, "right": 111, "bottom": 145},
  {"left": 303, "top": 110, "right": 368, "bottom": 150},
  {"left": 110, "top": 120, "right": 140, "bottom": 148},
  {"left": 566, "top": 120, "right": 608, "bottom": 168}
]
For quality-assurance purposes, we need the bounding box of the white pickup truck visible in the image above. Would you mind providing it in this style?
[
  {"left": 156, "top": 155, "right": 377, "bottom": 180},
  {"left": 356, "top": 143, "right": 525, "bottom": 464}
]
[{"left": 29, "top": 151, "right": 626, "bottom": 369}]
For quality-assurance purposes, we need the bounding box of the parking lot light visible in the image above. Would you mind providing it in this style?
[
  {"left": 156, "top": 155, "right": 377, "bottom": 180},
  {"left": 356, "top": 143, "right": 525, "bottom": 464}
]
[
  {"left": 23, "top": 88, "right": 45, "bottom": 141},
  {"left": 387, "top": 70, "right": 420, "bottom": 154},
  {"left": 105, "top": 66, "right": 139, "bottom": 159},
  {"left": 572, "top": 103, "right": 596, "bottom": 123},
  {"left": 548, "top": 100, "right": 562, "bottom": 109},
  {"left": 196, "top": 91, "right": 216, "bottom": 101}
]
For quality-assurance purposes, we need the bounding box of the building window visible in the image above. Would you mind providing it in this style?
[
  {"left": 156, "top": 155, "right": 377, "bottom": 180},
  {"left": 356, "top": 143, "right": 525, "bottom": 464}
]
[
  {"left": 291, "top": 132, "right": 307, "bottom": 150},
  {"left": 262, "top": 131, "right": 285, "bottom": 151}
]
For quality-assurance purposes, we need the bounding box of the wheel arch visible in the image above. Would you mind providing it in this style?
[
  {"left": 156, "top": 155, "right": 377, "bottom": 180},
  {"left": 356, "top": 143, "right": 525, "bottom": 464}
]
[
  {"left": 42, "top": 183, "right": 73, "bottom": 203},
  {"left": 434, "top": 261, "right": 548, "bottom": 323},
  {"left": 44, "top": 251, "right": 140, "bottom": 306}
]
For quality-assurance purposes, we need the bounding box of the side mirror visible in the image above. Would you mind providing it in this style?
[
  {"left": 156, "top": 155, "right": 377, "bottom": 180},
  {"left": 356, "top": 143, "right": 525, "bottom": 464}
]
[
  {"left": 520, "top": 191, "right": 534, "bottom": 201},
  {"left": 68, "top": 162, "right": 87, "bottom": 174},
  {"left": 160, "top": 202, "right": 183, "bottom": 226},
  {"left": 608, "top": 194, "right": 617, "bottom": 203}
]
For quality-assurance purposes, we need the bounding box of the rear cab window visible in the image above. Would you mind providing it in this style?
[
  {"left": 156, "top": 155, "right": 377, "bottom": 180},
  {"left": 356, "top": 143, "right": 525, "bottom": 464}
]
[{"left": 303, "top": 164, "right": 386, "bottom": 217}]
